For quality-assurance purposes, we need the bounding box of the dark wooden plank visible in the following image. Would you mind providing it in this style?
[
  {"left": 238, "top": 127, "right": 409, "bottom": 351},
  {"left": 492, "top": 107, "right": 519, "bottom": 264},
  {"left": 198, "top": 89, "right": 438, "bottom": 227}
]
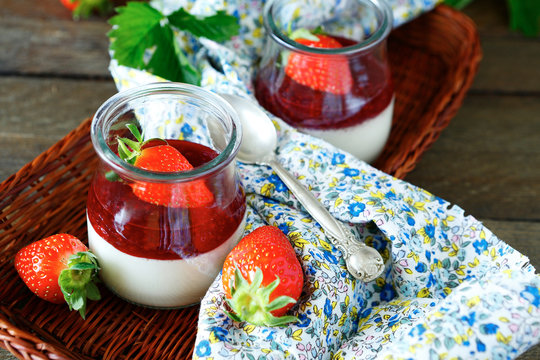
[
  {"left": 469, "top": 37, "right": 540, "bottom": 93},
  {"left": 405, "top": 95, "right": 540, "bottom": 221},
  {"left": 462, "top": 0, "right": 512, "bottom": 35},
  {"left": 0, "top": 77, "right": 117, "bottom": 181},
  {"left": 0, "top": 0, "right": 111, "bottom": 77},
  {"left": 462, "top": 0, "right": 540, "bottom": 93}
]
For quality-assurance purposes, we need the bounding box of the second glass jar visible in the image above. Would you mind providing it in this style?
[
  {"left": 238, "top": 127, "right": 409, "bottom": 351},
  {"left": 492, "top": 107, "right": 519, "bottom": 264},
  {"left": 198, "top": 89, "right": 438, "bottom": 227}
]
[{"left": 255, "top": 0, "right": 395, "bottom": 163}]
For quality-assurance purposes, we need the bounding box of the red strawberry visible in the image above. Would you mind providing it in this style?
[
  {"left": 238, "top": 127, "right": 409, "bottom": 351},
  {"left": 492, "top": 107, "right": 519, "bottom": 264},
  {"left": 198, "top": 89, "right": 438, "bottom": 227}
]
[
  {"left": 222, "top": 225, "right": 303, "bottom": 326},
  {"left": 116, "top": 124, "right": 214, "bottom": 208},
  {"left": 285, "top": 29, "right": 353, "bottom": 95},
  {"left": 60, "top": 0, "right": 113, "bottom": 19},
  {"left": 14, "top": 234, "right": 101, "bottom": 319}
]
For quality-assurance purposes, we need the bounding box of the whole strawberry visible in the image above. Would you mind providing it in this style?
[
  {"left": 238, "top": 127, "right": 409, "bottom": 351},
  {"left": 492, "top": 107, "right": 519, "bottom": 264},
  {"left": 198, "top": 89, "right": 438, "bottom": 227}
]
[
  {"left": 14, "top": 234, "right": 101, "bottom": 319},
  {"left": 285, "top": 29, "right": 353, "bottom": 95},
  {"left": 222, "top": 225, "right": 303, "bottom": 326},
  {"left": 116, "top": 124, "right": 214, "bottom": 207},
  {"left": 60, "top": 0, "right": 113, "bottom": 19}
]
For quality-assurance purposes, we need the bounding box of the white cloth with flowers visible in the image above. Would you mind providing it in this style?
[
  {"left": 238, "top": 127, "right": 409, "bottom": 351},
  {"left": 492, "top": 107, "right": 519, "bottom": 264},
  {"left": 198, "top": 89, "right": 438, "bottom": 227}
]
[{"left": 109, "top": 1, "right": 540, "bottom": 359}]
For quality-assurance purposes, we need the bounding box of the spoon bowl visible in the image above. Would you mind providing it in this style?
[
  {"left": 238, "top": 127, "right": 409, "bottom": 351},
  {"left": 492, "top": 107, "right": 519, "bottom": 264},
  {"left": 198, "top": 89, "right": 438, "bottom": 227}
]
[
  {"left": 219, "top": 94, "right": 277, "bottom": 165},
  {"left": 220, "top": 93, "right": 385, "bottom": 282}
]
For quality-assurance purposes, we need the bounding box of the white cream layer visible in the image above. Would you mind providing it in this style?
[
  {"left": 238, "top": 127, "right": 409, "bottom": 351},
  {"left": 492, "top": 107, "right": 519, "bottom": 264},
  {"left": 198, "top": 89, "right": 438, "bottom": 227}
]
[
  {"left": 301, "top": 98, "right": 394, "bottom": 163},
  {"left": 87, "top": 213, "right": 246, "bottom": 308}
]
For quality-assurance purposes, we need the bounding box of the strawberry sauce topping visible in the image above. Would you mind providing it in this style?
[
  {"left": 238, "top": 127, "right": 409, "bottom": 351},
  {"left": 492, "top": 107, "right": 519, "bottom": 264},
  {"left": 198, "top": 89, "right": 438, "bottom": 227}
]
[
  {"left": 255, "top": 34, "right": 394, "bottom": 130},
  {"left": 87, "top": 140, "right": 246, "bottom": 260}
]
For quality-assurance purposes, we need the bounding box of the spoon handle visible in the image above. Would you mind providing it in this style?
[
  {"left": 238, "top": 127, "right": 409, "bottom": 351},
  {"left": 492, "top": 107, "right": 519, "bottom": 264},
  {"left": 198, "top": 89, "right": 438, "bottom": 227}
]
[
  {"left": 268, "top": 158, "right": 348, "bottom": 240},
  {"left": 268, "top": 157, "right": 384, "bottom": 282}
]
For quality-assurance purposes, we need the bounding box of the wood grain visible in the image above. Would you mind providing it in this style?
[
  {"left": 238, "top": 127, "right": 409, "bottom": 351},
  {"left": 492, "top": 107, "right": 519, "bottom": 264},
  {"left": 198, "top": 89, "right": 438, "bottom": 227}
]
[
  {"left": 0, "top": 78, "right": 117, "bottom": 181},
  {"left": 405, "top": 95, "right": 540, "bottom": 221}
]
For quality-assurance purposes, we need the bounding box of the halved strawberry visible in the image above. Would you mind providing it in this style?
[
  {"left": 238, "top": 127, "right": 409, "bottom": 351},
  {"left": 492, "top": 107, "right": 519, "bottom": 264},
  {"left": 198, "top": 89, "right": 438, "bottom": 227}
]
[
  {"left": 222, "top": 226, "right": 304, "bottom": 326},
  {"left": 116, "top": 124, "right": 214, "bottom": 208},
  {"left": 14, "top": 234, "right": 101, "bottom": 319},
  {"left": 285, "top": 29, "right": 353, "bottom": 95}
]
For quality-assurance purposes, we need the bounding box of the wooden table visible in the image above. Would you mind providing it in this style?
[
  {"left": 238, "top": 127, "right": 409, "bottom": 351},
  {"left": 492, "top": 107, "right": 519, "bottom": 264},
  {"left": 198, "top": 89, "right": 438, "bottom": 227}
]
[{"left": 1, "top": 0, "right": 538, "bottom": 358}]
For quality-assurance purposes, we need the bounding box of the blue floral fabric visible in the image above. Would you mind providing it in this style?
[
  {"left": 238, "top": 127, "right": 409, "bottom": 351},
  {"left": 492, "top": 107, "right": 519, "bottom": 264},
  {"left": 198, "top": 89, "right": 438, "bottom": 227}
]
[{"left": 108, "top": 1, "right": 540, "bottom": 359}]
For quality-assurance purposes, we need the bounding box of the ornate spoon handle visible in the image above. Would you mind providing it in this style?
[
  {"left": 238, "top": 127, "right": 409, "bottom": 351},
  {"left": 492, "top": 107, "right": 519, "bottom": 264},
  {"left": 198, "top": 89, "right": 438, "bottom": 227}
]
[{"left": 267, "top": 157, "right": 384, "bottom": 282}]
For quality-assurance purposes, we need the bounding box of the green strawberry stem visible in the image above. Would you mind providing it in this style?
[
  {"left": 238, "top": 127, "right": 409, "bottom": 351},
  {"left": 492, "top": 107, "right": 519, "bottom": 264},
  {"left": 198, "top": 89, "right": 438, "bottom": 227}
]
[
  {"left": 225, "top": 267, "right": 298, "bottom": 327},
  {"left": 116, "top": 123, "right": 167, "bottom": 165},
  {"left": 72, "top": 0, "right": 114, "bottom": 20},
  {"left": 58, "top": 251, "right": 101, "bottom": 319},
  {"left": 289, "top": 28, "right": 320, "bottom": 42}
]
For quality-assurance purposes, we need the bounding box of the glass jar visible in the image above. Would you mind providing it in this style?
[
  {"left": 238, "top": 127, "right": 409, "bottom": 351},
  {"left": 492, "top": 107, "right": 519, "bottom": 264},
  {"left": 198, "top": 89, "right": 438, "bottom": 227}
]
[
  {"left": 255, "top": 0, "right": 394, "bottom": 163},
  {"left": 88, "top": 83, "right": 246, "bottom": 308}
]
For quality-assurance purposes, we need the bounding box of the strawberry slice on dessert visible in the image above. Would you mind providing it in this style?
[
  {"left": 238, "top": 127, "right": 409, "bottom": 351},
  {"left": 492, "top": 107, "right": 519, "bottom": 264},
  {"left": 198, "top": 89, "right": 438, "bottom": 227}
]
[
  {"left": 116, "top": 124, "right": 214, "bottom": 208},
  {"left": 285, "top": 29, "right": 353, "bottom": 95},
  {"left": 14, "top": 234, "right": 101, "bottom": 319}
]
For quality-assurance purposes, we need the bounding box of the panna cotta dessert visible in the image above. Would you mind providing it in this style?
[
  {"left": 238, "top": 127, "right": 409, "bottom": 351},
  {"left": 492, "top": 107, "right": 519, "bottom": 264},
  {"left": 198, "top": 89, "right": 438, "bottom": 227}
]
[
  {"left": 88, "top": 83, "right": 246, "bottom": 308},
  {"left": 299, "top": 99, "right": 394, "bottom": 163},
  {"left": 87, "top": 213, "right": 246, "bottom": 308},
  {"left": 255, "top": 0, "right": 394, "bottom": 163}
]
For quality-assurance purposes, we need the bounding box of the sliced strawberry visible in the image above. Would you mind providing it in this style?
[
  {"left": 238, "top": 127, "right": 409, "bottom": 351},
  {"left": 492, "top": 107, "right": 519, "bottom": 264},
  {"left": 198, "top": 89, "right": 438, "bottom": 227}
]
[
  {"left": 222, "top": 226, "right": 304, "bottom": 326},
  {"left": 14, "top": 234, "right": 101, "bottom": 318},
  {"left": 116, "top": 124, "right": 214, "bottom": 208},
  {"left": 285, "top": 29, "right": 353, "bottom": 95}
]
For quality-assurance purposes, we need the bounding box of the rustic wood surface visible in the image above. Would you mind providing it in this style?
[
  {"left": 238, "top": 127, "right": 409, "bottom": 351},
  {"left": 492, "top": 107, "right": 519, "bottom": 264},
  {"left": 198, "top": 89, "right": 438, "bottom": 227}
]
[{"left": 1, "top": 0, "right": 539, "bottom": 358}]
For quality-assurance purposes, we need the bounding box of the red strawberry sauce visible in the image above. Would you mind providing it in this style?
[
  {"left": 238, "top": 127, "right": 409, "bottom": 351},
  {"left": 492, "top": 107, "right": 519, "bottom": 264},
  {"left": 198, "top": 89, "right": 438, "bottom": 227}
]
[
  {"left": 87, "top": 140, "right": 246, "bottom": 261},
  {"left": 254, "top": 35, "right": 394, "bottom": 130}
]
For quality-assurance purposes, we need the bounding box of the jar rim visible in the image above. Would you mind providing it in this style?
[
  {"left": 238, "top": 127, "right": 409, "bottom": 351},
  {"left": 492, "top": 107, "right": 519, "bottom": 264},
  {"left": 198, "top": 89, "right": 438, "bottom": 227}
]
[
  {"left": 263, "top": 0, "right": 393, "bottom": 55},
  {"left": 91, "top": 82, "right": 242, "bottom": 182}
]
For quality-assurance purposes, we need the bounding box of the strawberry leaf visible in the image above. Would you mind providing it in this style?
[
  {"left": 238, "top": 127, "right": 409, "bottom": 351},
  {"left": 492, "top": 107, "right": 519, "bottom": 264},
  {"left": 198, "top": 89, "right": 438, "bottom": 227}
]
[
  {"left": 58, "top": 251, "right": 100, "bottom": 319},
  {"left": 108, "top": 2, "right": 200, "bottom": 84},
  {"left": 507, "top": 0, "right": 540, "bottom": 37},
  {"left": 72, "top": 0, "right": 114, "bottom": 19},
  {"left": 126, "top": 123, "right": 143, "bottom": 143},
  {"left": 442, "top": 0, "right": 474, "bottom": 9},
  {"left": 225, "top": 267, "right": 298, "bottom": 327},
  {"left": 108, "top": 3, "right": 164, "bottom": 70},
  {"left": 167, "top": 8, "right": 240, "bottom": 42},
  {"left": 108, "top": 2, "right": 239, "bottom": 84}
]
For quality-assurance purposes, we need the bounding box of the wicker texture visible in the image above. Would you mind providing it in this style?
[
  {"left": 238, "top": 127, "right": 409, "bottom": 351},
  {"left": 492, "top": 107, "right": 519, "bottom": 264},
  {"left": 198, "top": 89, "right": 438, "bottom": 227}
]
[{"left": 0, "top": 5, "right": 481, "bottom": 360}]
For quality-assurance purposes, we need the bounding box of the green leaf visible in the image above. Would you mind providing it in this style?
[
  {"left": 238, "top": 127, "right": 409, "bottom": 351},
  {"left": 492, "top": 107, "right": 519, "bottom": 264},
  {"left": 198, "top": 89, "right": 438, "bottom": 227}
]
[
  {"left": 168, "top": 8, "right": 240, "bottom": 42},
  {"left": 108, "top": 2, "right": 201, "bottom": 84},
  {"left": 507, "top": 0, "right": 540, "bottom": 37},
  {"left": 86, "top": 282, "right": 102, "bottom": 301},
  {"left": 126, "top": 123, "right": 143, "bottom": 143},
  {"left": 70, "top": 262, "right": 99, "bottom": 270},
  {"left": 57, "top": 251, "right": 101, "bottom": 319},
  {"left": 72, "top": 0, "right": 114, "bottom": 19},
  {"left": 443, "top": 0, "right": 474, "bottom": 10},
  {"left": 108, "top": 2, "right": 239, "bottom": 84},
  {"left": 289, "top": 28, "right": 320, "bottom": 42},
  {"left": 108, "top": 3, "right": 165, "bottom": 69},
  {"left": 225, "top": 267, "right": 298, "bottom": 327}
]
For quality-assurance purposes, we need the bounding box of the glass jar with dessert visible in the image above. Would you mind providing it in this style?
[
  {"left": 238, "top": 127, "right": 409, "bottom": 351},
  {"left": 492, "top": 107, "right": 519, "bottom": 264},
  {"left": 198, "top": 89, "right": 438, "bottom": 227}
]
[
  {"left": 255, "top": 0, "right": 394, "bottom": 163},
  {"left": 88, "top": 83, "right": 246, "bottom": 308}
]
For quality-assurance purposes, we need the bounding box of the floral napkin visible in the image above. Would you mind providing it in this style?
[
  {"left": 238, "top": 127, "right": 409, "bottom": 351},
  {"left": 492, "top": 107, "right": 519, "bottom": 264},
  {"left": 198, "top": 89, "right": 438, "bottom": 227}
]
[{"left": 108, "top": 1, "right": 540, "bottom": 359}]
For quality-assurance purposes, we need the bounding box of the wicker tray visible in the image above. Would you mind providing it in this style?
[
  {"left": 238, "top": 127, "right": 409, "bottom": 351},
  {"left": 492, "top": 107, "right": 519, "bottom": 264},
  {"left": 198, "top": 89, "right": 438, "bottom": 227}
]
[{"left": 0, "top": 5, "right": 481, "bottom": 360}]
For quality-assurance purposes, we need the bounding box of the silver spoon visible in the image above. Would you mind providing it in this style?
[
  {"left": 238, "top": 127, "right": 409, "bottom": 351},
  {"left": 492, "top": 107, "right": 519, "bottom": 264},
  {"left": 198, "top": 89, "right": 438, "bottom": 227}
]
[{"left": 220, "top": 94, "right": 385, "bottom": 282}]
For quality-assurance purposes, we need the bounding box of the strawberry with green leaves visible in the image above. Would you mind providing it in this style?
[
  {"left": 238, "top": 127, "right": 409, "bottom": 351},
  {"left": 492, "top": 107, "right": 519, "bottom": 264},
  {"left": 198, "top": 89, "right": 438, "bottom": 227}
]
[
  {"left": 60, "top": 0, "right": 113, "bottom": 19},
  {"left": 285, "top": 28, "right": 353, "bottom": 95},
  {"left": 116, "top": 124, "right": 214, "bottom": 208},
  {"left": 222, "top": 226, "right": 304, "bottom": 327},
  {"left": 14, "top": 234, "right": 101, "bottom": 319}
]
